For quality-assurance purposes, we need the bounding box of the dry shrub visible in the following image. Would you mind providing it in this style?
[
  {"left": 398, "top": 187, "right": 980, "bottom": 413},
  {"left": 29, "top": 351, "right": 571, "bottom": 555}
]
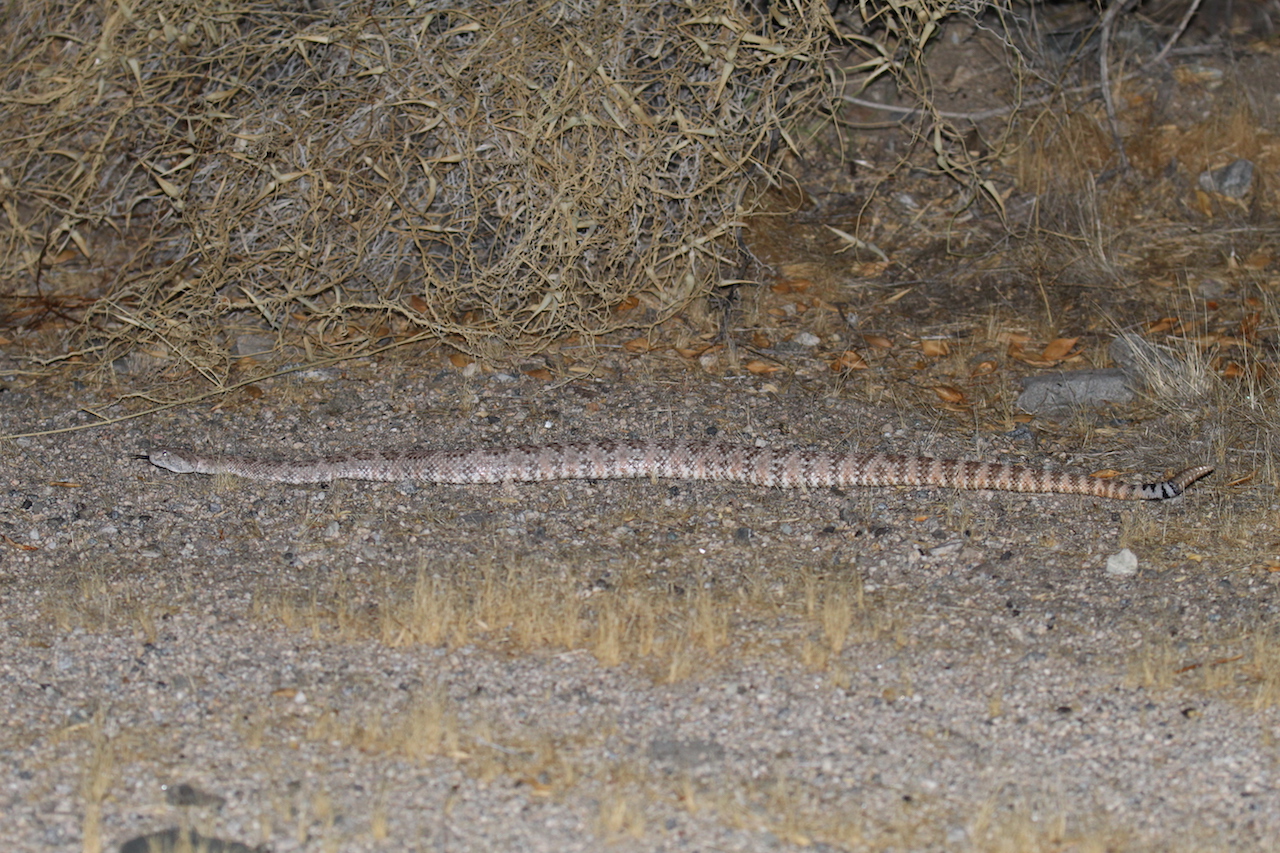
[
  {"left": 0, "top": 0, "right": 840, "bottom": 383},
  {"left": 1014, "top": 110, "right": 1115, "bottom": 193}
]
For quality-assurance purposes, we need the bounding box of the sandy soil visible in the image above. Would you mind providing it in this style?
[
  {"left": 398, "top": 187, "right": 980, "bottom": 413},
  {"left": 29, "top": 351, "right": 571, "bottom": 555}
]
[{"left": 3, "top": 349, "right": 1275, "bottom": 853}]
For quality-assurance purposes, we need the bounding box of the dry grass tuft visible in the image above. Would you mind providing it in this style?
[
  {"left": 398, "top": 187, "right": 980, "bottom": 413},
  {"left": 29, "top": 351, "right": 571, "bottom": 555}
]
[
  {"left": 310, "top": 684, "right": 592, "bottom": 804},
  {"left": 968, "top": 799, "right": 1134, "bottom": 853},
  {"left": 79, "top": 708, "right": 114, "bottom": 853},
  {"left": 47, "top": 569, "right": 163, "bottom": 643},
  {"left": 255, "top": 557, "right": 898, "bottom": 681},
  {"left": 798, "top": 568, "right": 895, "bottom": 671},
  {"left": 1127, "top": 623, "right": 1280, "bottom": 711},
  {"left": 0, "top": 0, "right": 840, "bottom": 383},
  {"left": 263, "top": 558, "right": 746, "bottom": 681},
  {"left": 1247, "top": 628, "right": 1280, "bottom": 711},
  {"left": 597, "top": 792, "right": 647, "bottom": 841},
  {"left": 0, "top": 0, "right": 1075, "bottom": 390},
  {"left": 1112, "top": 330, "right": 1217, "bottom": 410}
]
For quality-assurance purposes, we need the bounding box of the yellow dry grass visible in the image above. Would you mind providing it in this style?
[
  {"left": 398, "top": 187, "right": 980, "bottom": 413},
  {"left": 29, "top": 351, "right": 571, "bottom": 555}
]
[
  {"left": 0, "top": 0, "right": 842, "bottom": 385},
  {"left": 260, "top": 556, "right": 885, "bottom": 682},
  {"left": 0, "top": 0, "right": 1088, "bottom": 398}
]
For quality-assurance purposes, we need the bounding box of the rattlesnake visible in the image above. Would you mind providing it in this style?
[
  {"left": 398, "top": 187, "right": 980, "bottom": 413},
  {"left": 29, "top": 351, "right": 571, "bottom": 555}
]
[{"left": 142, "top": 440, "right": 1212, "bottom": 500}]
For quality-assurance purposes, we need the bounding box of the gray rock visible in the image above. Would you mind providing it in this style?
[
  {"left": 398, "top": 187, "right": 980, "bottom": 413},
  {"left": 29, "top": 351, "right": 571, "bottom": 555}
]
[
  {"left": 1017, "top": 369, "right": 1132, "bottom": 416},
  {"left": 1198, "top": 159, "right": 1254, "bottom": 198},
  {"left": 647, "top": 736, "right": 725, "bottom": 768},
  {"left": 1106, "top": 548, "right": 1139, "bottom": 577}
]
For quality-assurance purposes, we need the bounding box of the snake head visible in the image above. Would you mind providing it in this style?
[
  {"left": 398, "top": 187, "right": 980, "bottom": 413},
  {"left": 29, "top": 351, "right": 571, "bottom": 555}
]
[{"left": 146, "top": 449, "right": 198, "bottom": 474}]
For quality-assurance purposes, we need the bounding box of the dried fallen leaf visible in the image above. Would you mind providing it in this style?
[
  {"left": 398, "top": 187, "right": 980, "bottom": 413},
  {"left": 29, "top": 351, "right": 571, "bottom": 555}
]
[
  {"left": 1145, "top": 317, "right": 1181, "bottom": 334},
  {"left": 1193, "top": 189, "right": 1214, "bottom": 218},
  {"left": 751, "top": 332, "right": 772, "bottom": 349},
  {"left": 614, "top": 296, "right": 640, "bottom": 312},
  {"left": 862, "top": 333, "right": 892, "bottom": 349},
  {"left": 969, "top": 358, "right": 998, "bottom": 377},
  {"left": 772, "top": 278, "right": 812, "bottom": 293},
  {"left": 1041, "top": 336, "right": 1079, "bottom": 360},
  {"left": 830, "top": 350, "right": 868, "bottom": 371},
  {"left": 851, "top": 260, "right": 891, "bottom": 277},
  {"left": 1226, "top": 471, "right": 1255, "bottom": 488},
  {"left": 1241, "top": 311, "right": 1261, "bottom": 342},
  {"left": 407, "top": 294, "right": 428, "bottom": 313},
  {"left": 745, "top": 359, "right": 781, "bottom": 375},
  {"left": 523, "top": 368, "right": 553, "bottom": 380},
  {"left": 1174, "top": 655, "right": 1243, "bottom": 674},
  {"left": 448, "top": 353, "right": 472, "bottom": 368},
  {"left": 675, "top": 344, "right": 711, "bottom": 359},
  {"left": 3, "top": 535, "right": 38, "bottom": 551},
  {"left": 1244, "top": 249, "right": 1273, "bottom": 270},
  {"left": 1174, "top": 65, "right": 1225, "bottom": 85},
  {"left": 520, "top": 777, "right": 555, "bottom": 797},
  {"left": 921, "top": 339, "right": 949, "bottom": 357},
  {"left": 623, "top": 337, "right": 653, "bottom": 353},
  {"left": 931, "top": 384, "right": 966, "bottom": 404},
  {"left": 1007, "top": 341, "right": 1069, "bottom": 368},
  {"left": 1201, "top": 334, "right": 1250, "bottom": 348}
]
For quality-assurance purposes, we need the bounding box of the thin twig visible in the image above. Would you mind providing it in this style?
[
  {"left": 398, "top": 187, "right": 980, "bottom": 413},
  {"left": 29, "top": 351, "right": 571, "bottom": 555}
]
[
  {"left": 1153, "top": 0, "right": 1207, "bottom": 65},
  {"left": 1099, "top": 0, "right": 1140, "bottom": 172},
  {"left": 841, "top": 0, "right": 1200, "bottom": 128},
  {"left": 839, "top": 72, "right": 1139, "bottom": 122}
]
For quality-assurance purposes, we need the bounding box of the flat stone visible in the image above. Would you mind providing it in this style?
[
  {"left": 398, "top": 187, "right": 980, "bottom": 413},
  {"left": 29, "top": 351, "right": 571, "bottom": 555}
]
[{"left": 1017, "top": 369, "right": 1132, "bottom": 416}]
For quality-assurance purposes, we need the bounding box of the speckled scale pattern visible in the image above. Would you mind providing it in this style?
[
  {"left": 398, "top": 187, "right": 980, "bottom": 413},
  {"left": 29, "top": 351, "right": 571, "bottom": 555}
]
[{"left": 144, "top": 440, "right": 1213, "bottom": 501}]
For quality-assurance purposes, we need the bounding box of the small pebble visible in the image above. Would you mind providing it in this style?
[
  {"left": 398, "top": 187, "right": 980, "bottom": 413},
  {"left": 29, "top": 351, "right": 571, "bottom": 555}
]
[{"left": 1106, "top": 548, "right": 1139, "bottom": 577}]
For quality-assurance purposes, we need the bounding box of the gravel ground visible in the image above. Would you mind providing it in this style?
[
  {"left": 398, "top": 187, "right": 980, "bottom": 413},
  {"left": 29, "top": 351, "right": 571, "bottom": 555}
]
[{"left": 3, "top": 351, "right": 1277, "bottom": 852}]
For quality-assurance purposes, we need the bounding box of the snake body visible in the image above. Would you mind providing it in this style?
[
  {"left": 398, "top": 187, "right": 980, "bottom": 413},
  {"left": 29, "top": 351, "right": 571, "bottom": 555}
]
[{"left": 143, "top": 440, "right": 1212, "bottom": 500}]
